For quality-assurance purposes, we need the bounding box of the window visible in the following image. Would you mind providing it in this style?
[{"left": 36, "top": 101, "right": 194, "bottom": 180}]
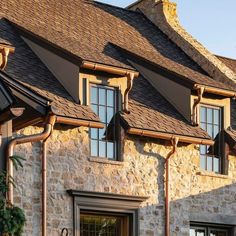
[
  {"left": 200, "top": 105, "right": 223, "bottom": 173},
  {"left": 90, "top": 84, "right": 118, "bottom": 160},
  {"left": 68, "top": 190, "right": 147, "bottom": 236},
  {"left": 190, "top": 224, "right": 232, "bottom": 236},
  {"left": 80, "top": 212, "right": 130, "bottom": 236}
]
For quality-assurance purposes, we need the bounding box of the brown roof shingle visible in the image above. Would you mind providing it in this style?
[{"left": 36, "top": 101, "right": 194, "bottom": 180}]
[
  {"left": 225, "top": 128, "right": 236, "bottom": 151},
  {"left": 217, "top": 55, "right": 236, "bottom": 74},
  {"left": 1, "top": 0, "right": 235, "bottom": 91},
  {"left": 0, "top": 1, "right": 216, "bottom": 140},
  {"left": 0, "top": 19, "right": 100, "bottom": 122},
  {"left": 121, "top": 75, "right": 211, "bottom": 140}
]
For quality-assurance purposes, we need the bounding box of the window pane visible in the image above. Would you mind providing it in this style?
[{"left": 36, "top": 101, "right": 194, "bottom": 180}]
[
  {"left": 90, "top": 128, "right": 98, "bottom": 139},
  {"left": 200, "top": 123, "right": 206, "bottom": 131},
  {"left": 107, "top": 89, "right": 114, "bottom": 107},
  {"left": 213, "top": 125, "right": 219, "bottom": 139},
  {"left": 214, "top": 157, "right": 220, "bottom": 173},
  {"left": 99, "top": 88, "right": 106, "bottom": 105},
  {"left": 99, "top": 106, "right": 106, "bottom": 123},
  {"left": 207, "top": 156, "right": 213, "bottom": 171},
  {"left": 207, "top": 124, "right": 213, "bottom": 138},
  {"left": 99, "top": 127, "right": 106, "bottom": 139},
  {"left": 80, "top": 214, "right": 123, "bottom": 236},
  {"left": 107, "top": 142, "right": 114, "bottom": 159},
  {"left": 200, "top": 145, "right": 206, "bottom": 154},
  {"left": 190, "top": 228, "right": 206, "bottom": 236},
  {"left": 200, "top": 107, "right": 206, "bottom": 123},
  {"left": 91, "top": 140, "right": 98, "bottom": 157},
  {"left": 91, "top": 87, "right": 98, "bottom": 104},
  {"left": 210, "top": 230, "right": 227, "bottom": 236},
  {"left": 107, "top": 107, "right": 114, "bottom": 123},
  {"left": 196, "top": 231, "right": 206, "bottom": 236},
  {"left": 200, "top": 155, "right": 206, "bottom": 170},
  {"left": 207, "top": 108, "right": 213, "bottom": 123},
  {"left": 214, "top": 109, "right": 219, "bottom": 125},
  {"left": 99, "top": 141, "right": 106, "bottom": 157},
  {"left": 91, "top": 104, "right": 98, "bottom": 115}
]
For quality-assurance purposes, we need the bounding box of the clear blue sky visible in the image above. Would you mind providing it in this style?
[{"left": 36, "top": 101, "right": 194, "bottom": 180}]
[{"left": 97, "top": 0, "right": 236, "bottom": 59}]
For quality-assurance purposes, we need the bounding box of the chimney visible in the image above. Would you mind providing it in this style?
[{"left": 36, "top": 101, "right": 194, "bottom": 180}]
[
  {"left": 128, "top": 0, "right": 236, "bottom": 86},
  {"left": 128, "top": 0, "right": 179, "bottom": 25}
]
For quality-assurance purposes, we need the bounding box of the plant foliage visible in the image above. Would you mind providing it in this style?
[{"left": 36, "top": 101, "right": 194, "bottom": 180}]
[{"left": 0, "top": 156, "right": 26, "bottom": 236}]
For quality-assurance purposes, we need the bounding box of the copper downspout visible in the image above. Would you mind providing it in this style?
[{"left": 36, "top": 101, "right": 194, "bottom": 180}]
[
  {"left": 165, "top": 137, "right": 179, "bottom": 236},
  {"left": 124, "top": 72, "right": 135, "bottom": 113},
  {"left": 6, "top": 115, "right": 56, "bottom": 236},
  {"left": 192, "top": 87, "right": 204, "bottom": 126},
  {"left": 42, "top": 139, "right": 50, "bottom": 236}
]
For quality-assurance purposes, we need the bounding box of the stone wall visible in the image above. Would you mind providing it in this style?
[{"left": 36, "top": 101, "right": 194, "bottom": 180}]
[{"left": 13, "top": 125, "right": 236, "bottom": 235}]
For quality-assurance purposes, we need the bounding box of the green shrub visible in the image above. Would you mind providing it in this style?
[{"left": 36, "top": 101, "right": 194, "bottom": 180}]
[{"left": 0, "top": 156, "right": 26, "bottom": 236}]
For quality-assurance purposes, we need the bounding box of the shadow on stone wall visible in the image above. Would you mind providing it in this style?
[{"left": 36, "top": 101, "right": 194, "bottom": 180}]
[{"left": 138, "top": 180, "right": 236, "bottom": 235}]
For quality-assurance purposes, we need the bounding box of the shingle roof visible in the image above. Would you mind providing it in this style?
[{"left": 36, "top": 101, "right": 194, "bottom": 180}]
[
  {"left": 217, "top": 55, "right": 236, "bottom": 74},
  {"left": 0, "top": 37, "right": 11, "bottom": 46},
  {"left": 1, "top": 0, "right": 235, "bottom": 91},
  {"left": 0, "top": 0, "right": 217, "bottom": 140},
  {"left": 225, "top": 128, "right": 236, "bottom": 151},
  {"left": 0, "top": 19, "right": 100, "bottom": 122},
  {"left": 121, "top": 75, "right": 211, "bottom": 140}
]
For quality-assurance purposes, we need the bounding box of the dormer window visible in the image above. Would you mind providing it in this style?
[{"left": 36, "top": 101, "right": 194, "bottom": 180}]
[
  {"left": 90, "top": 84, "right": 118, "bottom": 160},
  {"left": 200, "top": 105, "right": 223, "bottom": 173}
]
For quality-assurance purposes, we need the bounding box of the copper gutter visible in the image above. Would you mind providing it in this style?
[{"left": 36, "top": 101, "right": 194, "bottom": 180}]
[
  {"left": 192, "top": 86, "right": 205, "bottom": 126},
  {"left": 165, "top": 137, "right": 179, "bottom": 236},
  {"left": 0, "top": 46, "right": 15, "bottom": 70},
  {"left": 81, "top": 61, "right": 139, "bottom": 77},
  {"left": 6, "top": 115, "right": 56, "bottom": 236},
  {"left": 194, "top": 84, "right": 236, "bottom": 98},
  {"left": 127, "top": 128, "right": 214, "bottom": 145},
  {"left": 56, "top": 116, "right": 104, "bottom": 129},
  {"left": 124, "top": 72, "right": 135, "bottom": 113}
]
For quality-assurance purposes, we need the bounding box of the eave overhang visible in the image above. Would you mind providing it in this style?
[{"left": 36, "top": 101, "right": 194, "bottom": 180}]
[
  {"left": 127, "top": 127, "right": 214, "bottom": 146},
  {"left": 0, "top": 71, "right": 50, "bottom": 115}
]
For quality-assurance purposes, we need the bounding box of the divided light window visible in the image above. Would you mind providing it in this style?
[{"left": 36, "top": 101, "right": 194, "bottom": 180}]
[
  {"left": 90, "top": 84, "right": 118, "bottom": 160},
  {"left": 190, "top": 224, "right": 231, "bottom": 236},
  {"left": 200, "top": 105, "right": 223, "bottom": 173},
  {"left": 80, "top": 212, "right": 130, "bottom": 236}
]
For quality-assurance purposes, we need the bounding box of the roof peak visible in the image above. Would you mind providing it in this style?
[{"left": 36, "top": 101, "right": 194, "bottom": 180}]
[{"left": 93, "top": 0, "right": 142, "bottom": 14}]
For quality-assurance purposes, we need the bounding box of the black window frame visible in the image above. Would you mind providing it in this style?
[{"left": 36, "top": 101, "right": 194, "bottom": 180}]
[
  {"left": 199, "top": 104, "right": 224, "bottom": 174},
  {"left": 89, "top": 83, "right": 120, "bottom": 161},
  {"left": 190, "top": 222, "right": 233, "bottom": 236}
]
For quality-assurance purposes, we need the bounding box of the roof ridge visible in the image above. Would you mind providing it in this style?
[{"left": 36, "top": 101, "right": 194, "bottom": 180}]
[
  {"left": 134, "top": 9, "right": 207, "bottom": 75},
  {"left": 92, "top": 0, "right": 143, "bottom": 14},
  {"left": 216, "top": 54, "right": 236, "bottom": 61}
]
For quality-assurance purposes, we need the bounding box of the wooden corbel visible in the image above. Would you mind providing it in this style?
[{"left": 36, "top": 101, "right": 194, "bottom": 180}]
[{"left": 0, "top": 45, "right": 15, "bottom": 70}]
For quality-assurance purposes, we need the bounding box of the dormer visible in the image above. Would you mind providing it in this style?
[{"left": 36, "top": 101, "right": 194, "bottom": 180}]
[{"left": 21, "top": 37, "right": 139, "bottom": 113}]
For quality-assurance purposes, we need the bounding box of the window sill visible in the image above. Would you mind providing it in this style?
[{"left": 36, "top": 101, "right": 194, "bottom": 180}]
[
  {"left": 88, "top": 157, "right": 124, "bottom": 166},
  {"left": 196, "top": 171, "right": 232, "bottom": 180}
]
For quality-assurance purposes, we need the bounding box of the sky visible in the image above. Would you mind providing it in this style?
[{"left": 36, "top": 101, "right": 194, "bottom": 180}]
[{"left": 97, "top": 0, "right": 236, "bottom": 59}]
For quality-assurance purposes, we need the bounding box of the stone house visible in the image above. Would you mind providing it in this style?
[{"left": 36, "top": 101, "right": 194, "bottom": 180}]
[{"left": 0, "top": 0, "right": 236, "bottom": 235}]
